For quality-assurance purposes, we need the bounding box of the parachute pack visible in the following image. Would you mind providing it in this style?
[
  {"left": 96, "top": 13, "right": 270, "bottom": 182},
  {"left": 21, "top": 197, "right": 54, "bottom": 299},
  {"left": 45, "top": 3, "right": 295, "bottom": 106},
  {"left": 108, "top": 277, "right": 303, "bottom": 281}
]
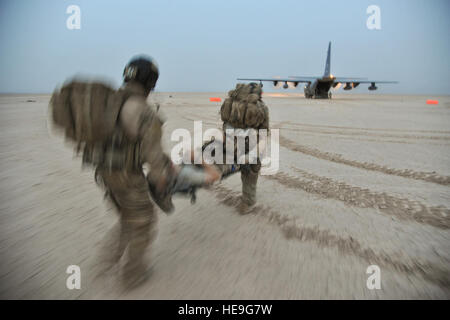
[
  {"left": 50, "top": 80, "right": 131, "bottom": 146},
  {"left": 220, "top": 83, "right": 269, "bottom": 130}
]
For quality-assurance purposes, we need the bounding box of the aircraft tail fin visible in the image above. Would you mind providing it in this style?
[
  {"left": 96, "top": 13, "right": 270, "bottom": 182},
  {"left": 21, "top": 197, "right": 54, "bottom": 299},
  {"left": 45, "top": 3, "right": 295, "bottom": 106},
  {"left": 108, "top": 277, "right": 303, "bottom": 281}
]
[{"left": 323, "top": 41, "right": 331, "bottom": 77}]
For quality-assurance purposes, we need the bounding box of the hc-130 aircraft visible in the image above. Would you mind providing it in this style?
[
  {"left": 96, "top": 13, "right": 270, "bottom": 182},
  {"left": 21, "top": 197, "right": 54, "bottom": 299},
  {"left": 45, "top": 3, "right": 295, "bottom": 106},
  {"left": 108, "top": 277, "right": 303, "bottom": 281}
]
[{"left": 237, "top": 42, "right": 398, "bottom": 99}]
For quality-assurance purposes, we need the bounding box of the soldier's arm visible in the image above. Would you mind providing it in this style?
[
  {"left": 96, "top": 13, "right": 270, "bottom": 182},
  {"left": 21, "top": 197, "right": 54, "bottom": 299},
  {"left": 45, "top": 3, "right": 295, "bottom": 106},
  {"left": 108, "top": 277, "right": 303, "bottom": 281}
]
[
  {"left": 120, "top": 96, "right": 175, "bottom": 188},
  {"left": 120, "top": 97, "right": 219, "bottom": 189}
]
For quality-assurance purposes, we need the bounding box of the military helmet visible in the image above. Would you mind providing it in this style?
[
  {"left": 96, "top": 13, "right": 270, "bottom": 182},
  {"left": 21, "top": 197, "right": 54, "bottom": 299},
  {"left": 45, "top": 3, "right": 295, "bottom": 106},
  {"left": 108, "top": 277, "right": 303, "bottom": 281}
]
[{"left": 123, "top": 56, "right": 159, "bottom": 92}]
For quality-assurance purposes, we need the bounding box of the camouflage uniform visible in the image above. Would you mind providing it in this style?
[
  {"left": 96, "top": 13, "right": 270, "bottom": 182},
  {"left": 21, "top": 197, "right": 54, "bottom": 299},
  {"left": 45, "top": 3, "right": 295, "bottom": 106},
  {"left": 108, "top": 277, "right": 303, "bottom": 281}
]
[
  {"left": 218, "top": 129, "right": 264, "bottom": 207},
  {"left": 50, "top": 57, "right": 214, "bottom": 287},
  {"left": 92, "top": 82, "right": 173, "bottom": 282},
  {"left": 240, "top": 162, "right": 261, "bottom": 206},
  {"left": 96, "top": 169, "right": 157, "bottom": 277},
  {"left": 217, "top": 83, "right": 270, "bottom": 208}
]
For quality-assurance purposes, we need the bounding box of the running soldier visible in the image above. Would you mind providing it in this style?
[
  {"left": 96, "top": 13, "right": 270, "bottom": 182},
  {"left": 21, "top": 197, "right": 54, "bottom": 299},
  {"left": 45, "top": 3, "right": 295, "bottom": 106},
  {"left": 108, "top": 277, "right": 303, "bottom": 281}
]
[{"left": 50, "top": 56, "right": 220, "bottom": 287}]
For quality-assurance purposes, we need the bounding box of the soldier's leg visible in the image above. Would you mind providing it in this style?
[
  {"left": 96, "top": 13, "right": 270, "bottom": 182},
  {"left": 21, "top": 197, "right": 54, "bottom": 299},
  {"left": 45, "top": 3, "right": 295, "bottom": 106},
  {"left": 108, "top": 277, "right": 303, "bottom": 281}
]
[
  {"left": 240, "top": 163, "right": 260, "bottom": 206},
  {"left": 96, "top": 215, "right": 132, "bottom": 272},
  {"left": 94, "top": 172, "right": 132, "bottom": 273},
  {"left": 125, "top": 217, "right": 155, "bottom": 274},
  {"left": 97, "top": 169, "right": 157, "bottom": 278}
]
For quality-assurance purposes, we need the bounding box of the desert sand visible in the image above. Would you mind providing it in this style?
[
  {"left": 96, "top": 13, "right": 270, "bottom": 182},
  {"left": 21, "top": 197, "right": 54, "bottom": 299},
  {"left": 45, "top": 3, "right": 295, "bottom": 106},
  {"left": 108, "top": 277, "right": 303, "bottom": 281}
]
[{"left": 0, "top": 92, "right": 449, "bottom": 299}]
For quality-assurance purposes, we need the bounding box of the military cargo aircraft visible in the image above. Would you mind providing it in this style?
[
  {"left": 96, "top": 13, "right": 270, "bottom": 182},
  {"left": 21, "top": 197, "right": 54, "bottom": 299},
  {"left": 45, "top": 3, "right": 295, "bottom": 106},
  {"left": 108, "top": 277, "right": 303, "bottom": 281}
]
[{"left": 237, "top": 42, "right": 397, "bottom": 99}]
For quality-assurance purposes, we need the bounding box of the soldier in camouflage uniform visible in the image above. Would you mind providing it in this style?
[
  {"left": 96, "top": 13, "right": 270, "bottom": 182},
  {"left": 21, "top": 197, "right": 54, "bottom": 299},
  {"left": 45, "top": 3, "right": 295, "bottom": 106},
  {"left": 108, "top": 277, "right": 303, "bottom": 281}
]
[
  {"left": 217, "top": 83, "right": 270, "bottom": 212},
  {"left": 50, "top": 56, "right": 220, "bottom": 287},
  {"left": 96, "top": 58, "right": 220, "bottom": 285}
]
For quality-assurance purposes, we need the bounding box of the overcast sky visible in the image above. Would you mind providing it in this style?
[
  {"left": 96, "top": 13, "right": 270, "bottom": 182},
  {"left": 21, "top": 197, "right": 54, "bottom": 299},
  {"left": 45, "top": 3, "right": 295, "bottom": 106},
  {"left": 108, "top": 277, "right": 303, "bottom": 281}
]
[{"left": 0, "top": 0, "right": 449, "bottom": 94}]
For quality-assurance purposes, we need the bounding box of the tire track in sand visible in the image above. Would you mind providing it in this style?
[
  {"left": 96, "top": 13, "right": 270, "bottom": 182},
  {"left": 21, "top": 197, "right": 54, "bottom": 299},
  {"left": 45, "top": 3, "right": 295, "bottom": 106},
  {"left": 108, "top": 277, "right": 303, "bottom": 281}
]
[
  {"left": 284, "top": 121, "right": 450, "bottom": 135},
  {"left": 210, "top": 184, "right": 450, "bottom": 289},
  {"left": 278, "top": 135, "right": 450, "bottom": 186},
  {"left": 264, "top": 168, "right": 450, "bottom": 230},
  {"left": 280, "top": 125, "right": 450, "bottom": 141},
  {"left": 280, "top": 126, "right": 450, "bottom": 146}
]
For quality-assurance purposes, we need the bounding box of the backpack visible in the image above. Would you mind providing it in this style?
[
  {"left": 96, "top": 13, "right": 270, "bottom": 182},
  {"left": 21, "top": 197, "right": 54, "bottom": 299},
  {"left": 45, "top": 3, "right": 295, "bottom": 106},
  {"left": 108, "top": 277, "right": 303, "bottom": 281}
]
[
  {"left": 220, "top": 83, "right": 268, "bottom": 129},
  {"left": 50, "top": 80, "right": 131, "bottom": 145}
]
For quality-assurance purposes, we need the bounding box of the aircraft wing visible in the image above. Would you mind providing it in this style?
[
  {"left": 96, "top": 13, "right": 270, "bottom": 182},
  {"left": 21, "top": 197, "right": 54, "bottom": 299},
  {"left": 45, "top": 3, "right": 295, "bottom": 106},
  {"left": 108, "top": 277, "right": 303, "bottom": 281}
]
[
  {"left": 334, "top": 78, "right": 398, "bottom": 84},
  {"left": 237, "top": 77, "right": 312, "bottom": 83},
  {"left": 287, "top": 76, "right": 320, "bottom": 81}
]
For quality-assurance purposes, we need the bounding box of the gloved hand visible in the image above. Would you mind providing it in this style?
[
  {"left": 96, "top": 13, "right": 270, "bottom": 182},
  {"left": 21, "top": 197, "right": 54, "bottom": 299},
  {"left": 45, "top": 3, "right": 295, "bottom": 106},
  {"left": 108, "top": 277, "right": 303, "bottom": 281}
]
[
  {"left": 147, "top": 176, "right": 175, "bottom": 214},
  {"left": 147, "top": 164, "right": 179, "bottom": 214}
]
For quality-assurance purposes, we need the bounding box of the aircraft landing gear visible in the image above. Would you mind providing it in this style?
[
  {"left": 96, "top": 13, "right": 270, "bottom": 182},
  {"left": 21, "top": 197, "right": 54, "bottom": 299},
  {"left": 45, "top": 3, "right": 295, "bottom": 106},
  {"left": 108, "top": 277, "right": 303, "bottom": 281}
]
[{"left": 328, "top": 92, "right": 332, "bottom": 99}]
